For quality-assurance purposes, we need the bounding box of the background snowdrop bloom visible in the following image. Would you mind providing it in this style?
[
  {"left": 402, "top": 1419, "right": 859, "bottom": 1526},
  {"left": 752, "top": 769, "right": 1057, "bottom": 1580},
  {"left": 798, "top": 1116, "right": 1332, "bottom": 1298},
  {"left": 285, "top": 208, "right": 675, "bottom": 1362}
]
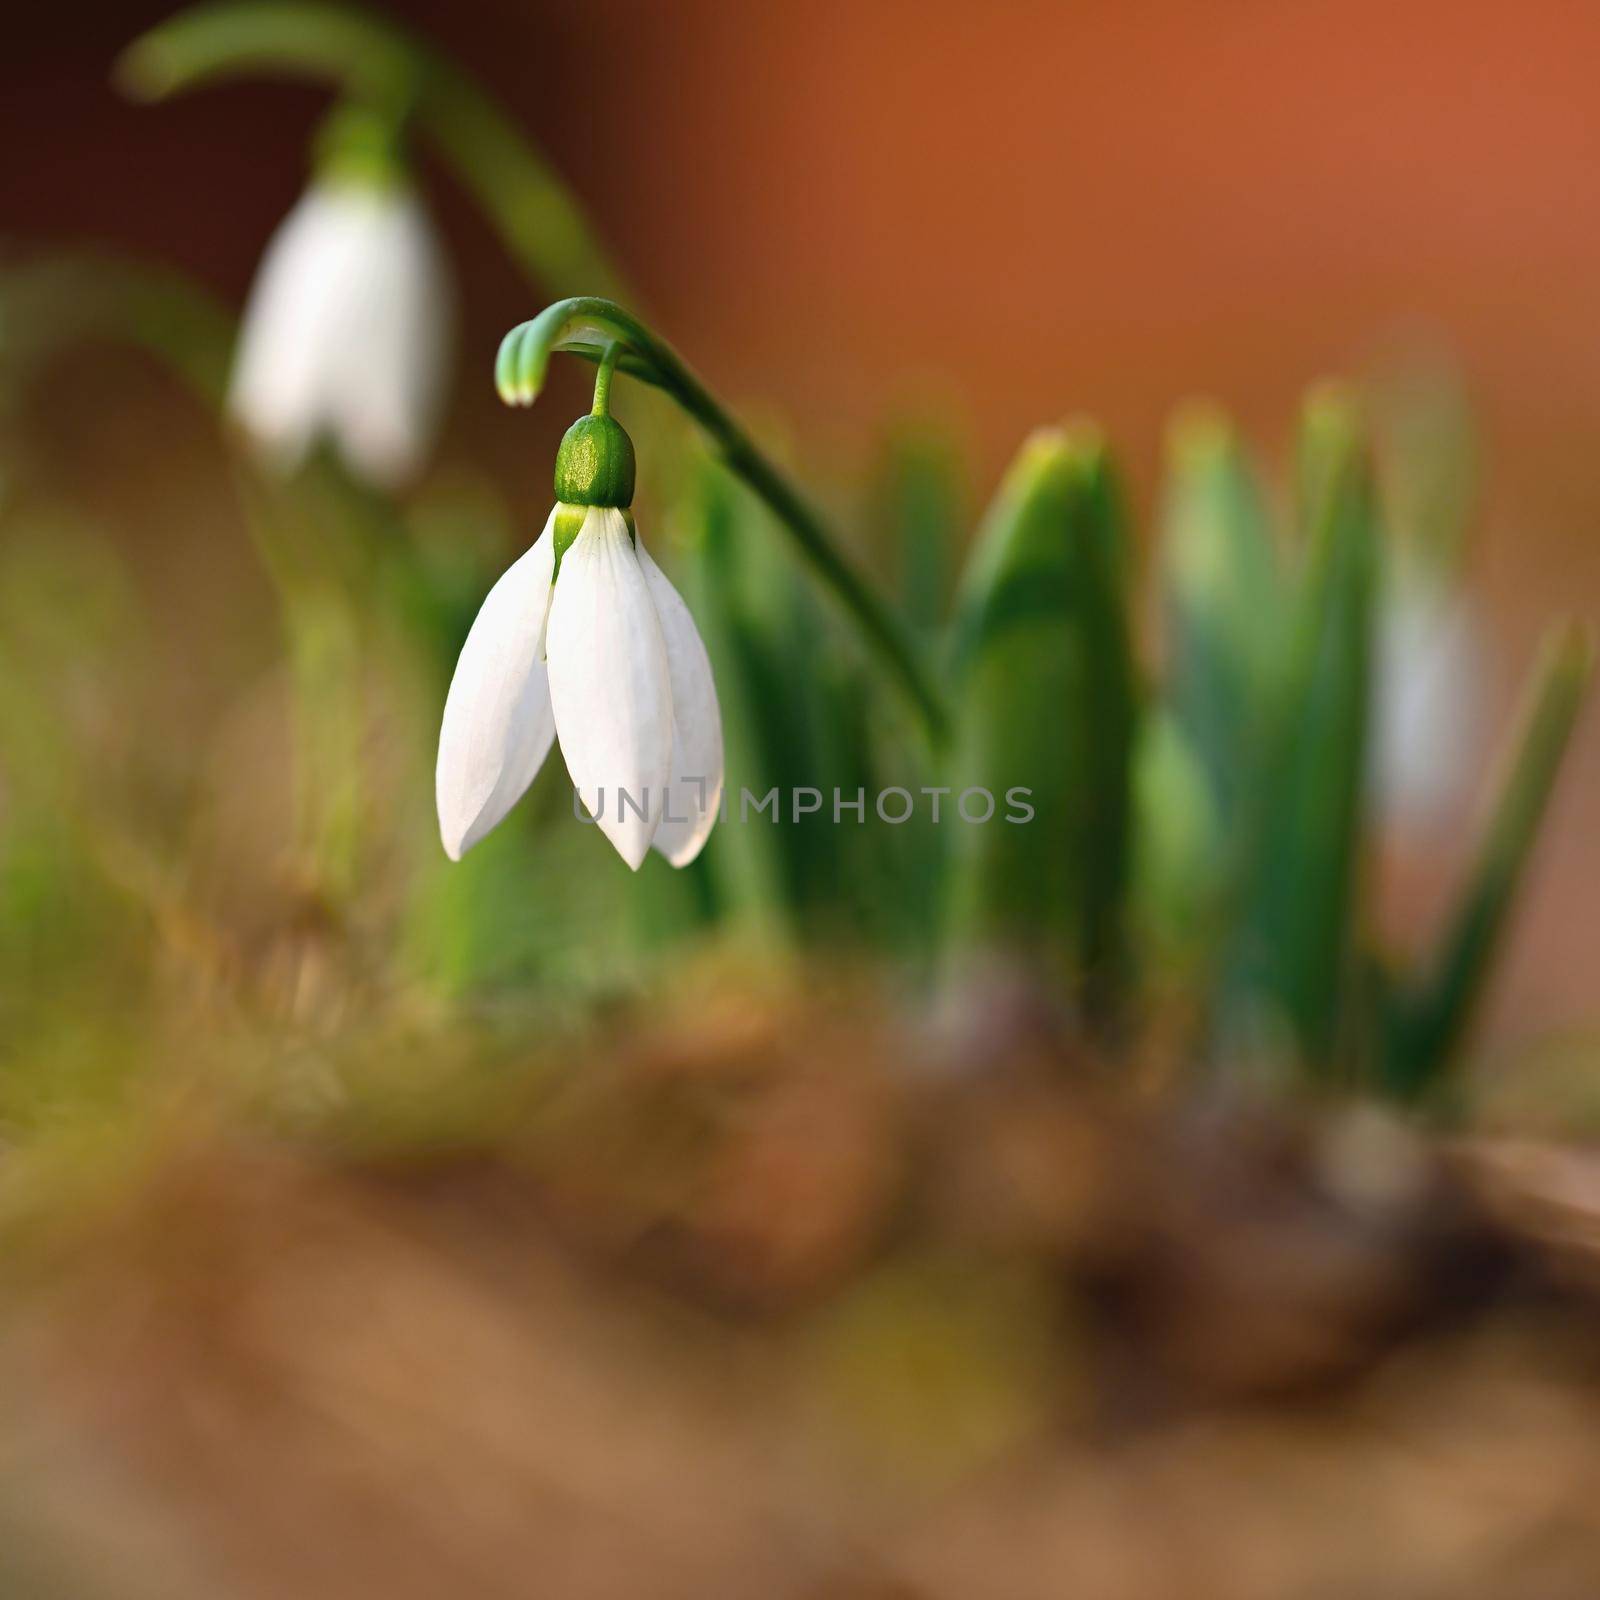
[
  {"left": 1371, "top": 573, "right": 1485, "bottom": 831},
  {"left": 1365, "top": 342, "right": 1486, "bottom": 833},
  {"left": 228, "top": 112, "right": 452, "bottom": 490},
  {"left": 436, "top": 409, "right": 723, "bottom": 870}
]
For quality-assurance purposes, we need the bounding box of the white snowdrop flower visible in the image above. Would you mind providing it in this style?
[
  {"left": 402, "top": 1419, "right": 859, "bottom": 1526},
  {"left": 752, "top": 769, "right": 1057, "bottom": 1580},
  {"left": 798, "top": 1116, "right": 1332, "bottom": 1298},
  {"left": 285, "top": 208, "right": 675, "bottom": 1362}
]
[
  {"left": 1371, "top": 575, "right": 1484, "bottom": 831},
  {"left": 435, "top": 407, "right": 723, "bottom": 870},
  {"left": 228, "top": 115, "right": 452, "bottom": 490}
]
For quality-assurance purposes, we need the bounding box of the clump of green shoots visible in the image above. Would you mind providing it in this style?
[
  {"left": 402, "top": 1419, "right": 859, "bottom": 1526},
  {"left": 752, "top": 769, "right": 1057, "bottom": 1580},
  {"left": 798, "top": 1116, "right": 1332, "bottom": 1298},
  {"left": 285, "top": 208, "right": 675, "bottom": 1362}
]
[{"left": 671, "top": 378, "right": 1589, "bottom": 1100}]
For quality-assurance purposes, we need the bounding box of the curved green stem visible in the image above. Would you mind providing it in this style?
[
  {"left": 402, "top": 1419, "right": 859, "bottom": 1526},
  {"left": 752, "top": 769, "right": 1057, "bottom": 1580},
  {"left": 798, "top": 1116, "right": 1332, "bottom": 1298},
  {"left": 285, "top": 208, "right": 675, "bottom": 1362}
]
[
  {"left": 499, "top": 298, "right": 951, "bottom": 745},
  {"left": 0, "top": 252, "right": 380, "bottom": 907},
  {"left": 0, "top": 254, "right": 233, "bottom": 409},
  {"left": 118, "top": 1, "right": 631, "bottom": 301}
]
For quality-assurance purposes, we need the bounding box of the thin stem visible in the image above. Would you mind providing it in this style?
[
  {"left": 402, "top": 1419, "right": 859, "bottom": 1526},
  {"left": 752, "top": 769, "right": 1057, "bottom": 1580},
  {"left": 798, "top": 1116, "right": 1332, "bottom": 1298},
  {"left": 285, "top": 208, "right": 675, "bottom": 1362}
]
[
  {"left": 498, "top": 298, "right": 951, "bottom": 745},
  {"left": 591, "top": 342, "right": 621, "bottom": 418},
  {"left": 0, "top": 253, "right": 234, "bottom": 408},
  {"left": 118, "top": 1, "right": 632, "bottom": 301},
  {"left": 0, "top": 251, "right": 383, "bottom": 907}
]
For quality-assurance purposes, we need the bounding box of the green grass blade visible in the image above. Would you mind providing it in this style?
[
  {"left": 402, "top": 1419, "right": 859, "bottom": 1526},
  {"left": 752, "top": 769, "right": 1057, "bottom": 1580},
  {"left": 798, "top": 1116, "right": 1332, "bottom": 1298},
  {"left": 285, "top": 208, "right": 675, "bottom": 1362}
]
[{"left": 1384, "top": 621, "right": 1595, "bottom": 1096}]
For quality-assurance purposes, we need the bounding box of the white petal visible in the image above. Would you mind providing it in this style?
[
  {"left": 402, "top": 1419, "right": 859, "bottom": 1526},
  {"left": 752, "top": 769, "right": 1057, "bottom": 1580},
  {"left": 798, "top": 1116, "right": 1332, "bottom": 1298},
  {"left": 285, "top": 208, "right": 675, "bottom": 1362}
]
[
  {"left": 546, "top": 507, "right": 673, "bottom": 870},
  {"left": 229, "top": 187, "right": 351, "bottom": 470},
  {"left": 1371, "top": 582, "right": 1483, "bottom": 830},
  {"left": 228, "top": 184, "right": 453, "bottom": 489},
  {"left": 635, "top": 538, "right": 724, "bottom": 867},
  {"left": 436, "top": 515, "right": 557, "bottom": 859},
  {"left": 325, "top": 190, "right": 453, "bottom": 488}
]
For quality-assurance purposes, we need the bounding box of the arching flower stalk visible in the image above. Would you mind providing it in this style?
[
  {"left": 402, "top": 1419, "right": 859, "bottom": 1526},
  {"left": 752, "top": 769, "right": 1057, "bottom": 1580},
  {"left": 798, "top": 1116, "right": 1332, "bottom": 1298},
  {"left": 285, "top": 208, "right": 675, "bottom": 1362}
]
[
  {"left": 494, "top": 298, "right": 951, "bottom": 747},
  {"left": 436, "top": 352, "right": 723, "bottom": 868},
  {"left": 228, "top": 103, "right": 453, "bottom": 489}
]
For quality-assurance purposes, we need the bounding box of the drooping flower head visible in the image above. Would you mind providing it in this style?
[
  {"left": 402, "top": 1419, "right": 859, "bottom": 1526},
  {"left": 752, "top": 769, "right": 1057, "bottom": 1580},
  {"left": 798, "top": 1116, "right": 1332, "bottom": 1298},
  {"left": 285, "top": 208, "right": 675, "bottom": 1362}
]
[
  {"left": 436, "top": 371, "right": 723, "bottom": 869},
  {"left": 228, "top": 104, "right": 453, "bottom": 489}
]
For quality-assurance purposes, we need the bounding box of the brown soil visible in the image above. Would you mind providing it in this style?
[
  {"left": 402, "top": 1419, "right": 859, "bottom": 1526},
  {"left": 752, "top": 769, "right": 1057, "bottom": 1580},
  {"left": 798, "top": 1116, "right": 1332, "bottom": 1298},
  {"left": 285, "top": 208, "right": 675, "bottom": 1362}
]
[{"left": 4, "top": 994, "right": 1600, "bottom": 1600}]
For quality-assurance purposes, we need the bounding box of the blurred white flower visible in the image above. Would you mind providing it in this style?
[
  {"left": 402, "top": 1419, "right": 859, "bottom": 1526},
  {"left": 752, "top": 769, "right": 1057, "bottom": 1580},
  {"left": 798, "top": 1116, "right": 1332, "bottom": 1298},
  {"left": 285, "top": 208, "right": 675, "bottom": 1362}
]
[
  {"left": 229, "top": 181, "right": 452, "bottom": 489},
  {"left": 1371, "top": 577, "right": 1484, "bottom": 831},
  {"left": 435, "top": 504, "right": 723, "bottom": 869}
]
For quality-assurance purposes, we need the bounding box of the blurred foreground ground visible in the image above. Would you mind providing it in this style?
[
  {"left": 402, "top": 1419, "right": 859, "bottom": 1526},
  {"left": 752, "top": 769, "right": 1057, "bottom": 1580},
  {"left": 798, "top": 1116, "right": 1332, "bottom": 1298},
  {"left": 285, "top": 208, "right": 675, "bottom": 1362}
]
[{"left": 5, "top": 981, "right": 1600, "bottom": 1600}]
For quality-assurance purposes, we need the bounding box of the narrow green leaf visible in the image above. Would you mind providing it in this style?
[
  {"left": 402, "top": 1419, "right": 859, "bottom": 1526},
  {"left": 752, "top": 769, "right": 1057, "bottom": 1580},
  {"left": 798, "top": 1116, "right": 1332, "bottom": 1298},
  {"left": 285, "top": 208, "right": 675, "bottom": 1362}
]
[
  {"left": 875, "top": 422, "right": 965, "bottom": 636},
  {"left": 1129, "top": 708, "right": 1223, "bottom": 964},
  {"left": 1223, "top": 387, "right": 1378, "bottom": 1071},
  {"left": 1384, "top": 622, "right": 1594, "bottom": 1096},
  {"left": 1158, "top": 401, "right": 1283, "bottom": 827},
  {"left": 944, "top": 424, "right": 1138, "bottom": 995},
  {"left": 675, "top": 459, "right": 798, "bottom": 945}
]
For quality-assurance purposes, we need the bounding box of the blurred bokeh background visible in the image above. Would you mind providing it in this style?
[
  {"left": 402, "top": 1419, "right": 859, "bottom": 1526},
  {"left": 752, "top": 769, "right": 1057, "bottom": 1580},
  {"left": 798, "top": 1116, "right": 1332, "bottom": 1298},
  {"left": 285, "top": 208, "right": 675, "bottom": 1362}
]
[
  {"left": 6, "top": 0, "right": 1597, "bottom": 1042},
  {"left": 7, "top": 7, "right": 1600, "bottom": 1597}
]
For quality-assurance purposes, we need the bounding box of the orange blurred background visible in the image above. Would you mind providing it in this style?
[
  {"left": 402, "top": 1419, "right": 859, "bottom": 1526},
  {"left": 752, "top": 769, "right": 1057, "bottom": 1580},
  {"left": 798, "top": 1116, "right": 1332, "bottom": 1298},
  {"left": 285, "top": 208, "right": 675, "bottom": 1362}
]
[{"left": 4, "top": 0, "right": 1597, "bottom": 1046}]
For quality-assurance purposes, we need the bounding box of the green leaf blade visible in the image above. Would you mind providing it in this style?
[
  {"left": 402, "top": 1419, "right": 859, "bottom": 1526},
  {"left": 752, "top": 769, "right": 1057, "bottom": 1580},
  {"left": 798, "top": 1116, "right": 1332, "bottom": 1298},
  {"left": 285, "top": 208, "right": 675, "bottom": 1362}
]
[
  {"left": 1222, "top": 387, "right": 1379, "bottom": 1072},
  {"left": 1385, "top": 621, "right": 1595, "bottom": 1096},
  {"left": 944, "top": 424, "right": 1139, "bottom": 999}
]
